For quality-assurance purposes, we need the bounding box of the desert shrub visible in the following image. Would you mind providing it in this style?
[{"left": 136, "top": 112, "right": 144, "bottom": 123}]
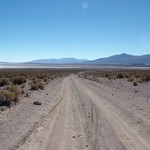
[
  {"left": 128, "top": 76, "right": 135, "bottom": 82},
  {"left": 12, "top": 76, "right": 26, "bottom": 85},
  {"left": 3, "top": 90, "right": 15, "bottom": 102},
  {"left": 31, "top": 82, "right": 45, "bottom": 90},
  {"left": 0, "top": 91, "right": 11, "bottom": 106},
  {"left": 105, "top": 74, "right": 109, "bottom": 77},
  {"left": 0, "top": 90, "right": 15, "bottom": 106},
  {"left": 32, "top": 77, "right": 38, "bottom": 84},
  {"left": 137, "top": 78, "right": 143, "bottom": 83},
  {"left": 31, "top": 84, "right": 39, "bottom": 90},
  {"left": 0, "top": 93, "right": 4, "bottom": 101},
  {"left": 43, "top": 77, "right": 48, "bottom": 82},
  {"left": 145, "top": 75, "right": 150, "bottom": 82},
  {"left": 38, "top": 82, "right": 45, "bottom": 90},
  {"left": 32, "top": 77, "right": 37, "bottom": 81},
  {"left": 0, "top": 93, "right": 6, "bottom": 106},
  {"left": 0, "top": 78, "right": 9, "bottom": 86},
  {"left": 132, "top": 79, "right": 138, "bottom": 86},
  {"left": 7, "top": 86, "right": 21, "bottom": 101},
  {"left": 133, "top": 81, "right": 138, "bottom": 86},
  {"left": 7, "top": 86, "right": 20, "bottom": 95},
  {"left": 117, "top": 73, "right": 124, "bottom": 78},
  {"left": 135, "top": 75, "right": 140, "bottom": 78},
  {"left": 0, "top": 86, "right": 21, "bottom": 106}
]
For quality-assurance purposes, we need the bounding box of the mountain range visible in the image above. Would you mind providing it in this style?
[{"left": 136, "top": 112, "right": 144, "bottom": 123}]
[
  {"left": 26, "top": 58, "right": 88, "bottom": 64},
  {"left": 86, "top": 53, "right": 150, "bottom": 65},
  {"left": 25, "top": 53, "right": 150, "bottom": 65}
]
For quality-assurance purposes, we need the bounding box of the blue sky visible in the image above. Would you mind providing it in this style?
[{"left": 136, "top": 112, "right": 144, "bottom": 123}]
[{"left": 0, "top": 0, "right": 150, "bottom": 62}]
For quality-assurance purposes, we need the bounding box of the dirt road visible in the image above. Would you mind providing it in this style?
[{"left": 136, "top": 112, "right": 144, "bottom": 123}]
[{"left": 0, "top": 75, "right": 150, "bottom": 150}]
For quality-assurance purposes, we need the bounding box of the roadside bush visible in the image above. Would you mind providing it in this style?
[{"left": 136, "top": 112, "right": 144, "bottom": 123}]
[
  {"left": 38, "top": 82, "right": 45, "bottom": 90},
  {"left": 0, "top": 78, "right": 9, "bottom": 86},
  {"left": 31, "top": 82, "right": 45, "bottom": 90},
  {"left": 133, "top": 81, "right": 138, "bottom": 86},
  {"left": 105, "top": 74, "right": 109, "bottom": 77},
  {"left": 12, "top": 76, "right": 26, "bottom": 85},
  {"left": 145, "top": 75, "right": 150, "bottom": 82},
  {"left": 132, "top": 79, "right": 138, "bottom": 86},
  {"left": 7, "top": 86, "right": 21, "bottom": 101},
  {"left": 7, "top": 86, "right": 20, "bottom": 95},
  {"left": 43, "top": 77, "right": 48, "bottom": 82},
  {"left": 128, "top": 76, "right": 134, "bottom": 82},
  {"left": 0, "top": 91, "right": 11, "bottom": 106},
  {"left": 0, "top": 93, "right": 6, "bottom": 106},
  {"left": 0, "top": 86, "right": 21, "bottom": 106},
  {"left": 0, "top": 70, "right": 78, "bottom": 108},
  {"left": 3, "top": 90, "right": 15, "bottom": 102},
  {"left": 117, "top": 73, "right": 124, "bottom": 78},
  {"left": 32, "top": 77, "right": 38, "bottom": 84},
  {"left": 31, "top": 83, "right": 39, "bottom": 90},
  {"left": 0, "top": 93, "right": 4, "bottom": 101}
]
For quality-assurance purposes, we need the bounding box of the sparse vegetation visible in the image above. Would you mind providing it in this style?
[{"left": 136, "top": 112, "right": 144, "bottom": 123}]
[
  {"left": 0, "top": 85, "right": 21, "bottom": 106},
  {"left": 31, "top": 81, "right": 45, "bottom": 90},
  {"left": 0, "top": 69, "right": 79, "bottom": 109},
  {"left": 80, "top": 70, "right": 150, "bottom": 86},
  {"left": 12, "top": 76, "right": 26, "bottom": 85},
  {"left": 117, "top": 73, "right": 124, "bottom": 79},
  {"left": 133, "top": 81, "right": 138, "bottom": 86},
  {"left": 0, "top": 78, "right": 10, "bottom": 86},
  {"left": 1, "top": 69, "right": 148, "bottom": 108}
]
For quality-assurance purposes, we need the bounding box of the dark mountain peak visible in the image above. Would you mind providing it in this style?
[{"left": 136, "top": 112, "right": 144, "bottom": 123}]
[
  {"left": 87, "top": 53, "right": 150, "bottom": 65},
  {"left": 113, "top": 53, "right": 132, "bottom": 57},
  {"left": 120, "top": 53, "right": 130, "bottom": 56},
  {"left": 106, "top": 53, "right": 131, "bottom": 60}
]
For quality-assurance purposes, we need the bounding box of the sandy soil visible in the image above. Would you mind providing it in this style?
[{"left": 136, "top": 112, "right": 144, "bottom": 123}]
[{"left": 0, "top": 75, "right": 150, "bottom": 150}]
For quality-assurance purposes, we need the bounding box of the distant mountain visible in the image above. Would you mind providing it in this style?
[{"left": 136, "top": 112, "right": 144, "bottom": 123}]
[
  {"left": 26, "top": 58, "right": 88, "bottom": 64},
  {"left": 22, "top": 53, "right": 150, "bottom": 65},
  {"left": 0, "top": 62, "right": 9, "bottom": 64},
  {"left": 86, "top": 53, "right": 150, "bottom": 65}
]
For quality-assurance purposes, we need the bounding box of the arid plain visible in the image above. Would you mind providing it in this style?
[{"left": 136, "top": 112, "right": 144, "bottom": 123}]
[{"left": 0, "top": 69, "right": 150, "bottom": 150}]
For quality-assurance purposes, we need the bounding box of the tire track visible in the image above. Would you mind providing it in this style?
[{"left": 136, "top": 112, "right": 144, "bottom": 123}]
[{"left": 72, "top": 76, "right": 150, "bottom": 150}]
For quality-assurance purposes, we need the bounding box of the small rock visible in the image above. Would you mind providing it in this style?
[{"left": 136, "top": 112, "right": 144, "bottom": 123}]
[
  {"left": 72, "top": 136, "right": 76, "bottom": 138},
  {"left": 33, "top": 101, "right": 42, "bottom": 105},
  {"left": 25, "top": 93, "right": 30, "bottom": 98},
  {"left": 22, "top": 90, "right": 25, "bottom": 94}
]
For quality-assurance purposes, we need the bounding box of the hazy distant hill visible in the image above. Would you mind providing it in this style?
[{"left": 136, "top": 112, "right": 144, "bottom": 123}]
[
  {"left": 0, "top": 53, "right": 150, "bottom": 66},
  {"left": 86, "top": 53, "right": 150, "bottom": 65},
  {"left": 26, "top": 58, "right": 88, "bottom": 64},
  {"left": 24, "top": 54, "right": 150, "bottom": 65}
]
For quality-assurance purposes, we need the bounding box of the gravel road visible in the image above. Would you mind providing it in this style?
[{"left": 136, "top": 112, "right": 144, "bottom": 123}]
[{"left": 0, "top": 75, "right": 150, "bottom": 150}]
